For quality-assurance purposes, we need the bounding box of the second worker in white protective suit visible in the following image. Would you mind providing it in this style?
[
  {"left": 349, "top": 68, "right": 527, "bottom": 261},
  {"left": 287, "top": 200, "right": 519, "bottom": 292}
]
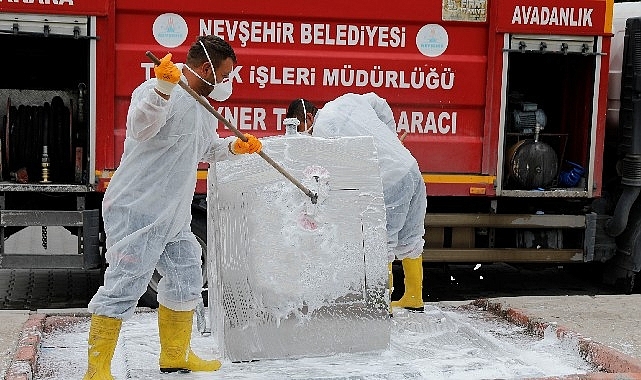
[
  {"left": 286, "top": 92, "right": 427, "bottom": 312},
  {"left": 84, "top": 36, "right": 262, "bottom": 379}
]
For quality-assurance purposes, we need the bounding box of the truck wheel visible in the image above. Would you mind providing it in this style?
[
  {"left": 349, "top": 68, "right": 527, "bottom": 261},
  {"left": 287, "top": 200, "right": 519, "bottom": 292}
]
[{"left": 138, "top": 214, "right": 208, "bottom": 308}]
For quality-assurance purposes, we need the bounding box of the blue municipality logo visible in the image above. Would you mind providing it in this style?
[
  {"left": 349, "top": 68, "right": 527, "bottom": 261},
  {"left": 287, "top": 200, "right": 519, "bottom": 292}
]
[
  {"left": 153, "top": 13, "right": 188, "bottom": 48},
  {"left": 415, "top": 24, "right": 449, "bottom": 57}
]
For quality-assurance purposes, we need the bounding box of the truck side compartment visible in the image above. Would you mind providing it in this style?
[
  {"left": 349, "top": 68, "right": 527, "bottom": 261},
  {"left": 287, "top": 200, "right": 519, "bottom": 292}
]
[{"left": 0, "top": 10, "right": 103, "bottom": 270}]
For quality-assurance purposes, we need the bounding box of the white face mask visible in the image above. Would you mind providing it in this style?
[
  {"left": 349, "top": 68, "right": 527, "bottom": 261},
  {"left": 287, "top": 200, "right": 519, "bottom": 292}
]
[
  {"left": 208, "top": 78, "right": 232, "bottom": 101},
  {"left": 185, "top": 40, "right": 234, "bottom": 101}
]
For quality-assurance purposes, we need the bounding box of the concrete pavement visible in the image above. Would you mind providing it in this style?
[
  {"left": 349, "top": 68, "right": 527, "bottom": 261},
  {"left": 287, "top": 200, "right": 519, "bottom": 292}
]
[
  {"left": 0, "top": 311, "right": 30, "bottom": 380},
  {"left": 471, "top": 296, "right": 641, "bottom": 375},
  {"left": 480, "top": 295, "right": 641, "bottom": 361}
]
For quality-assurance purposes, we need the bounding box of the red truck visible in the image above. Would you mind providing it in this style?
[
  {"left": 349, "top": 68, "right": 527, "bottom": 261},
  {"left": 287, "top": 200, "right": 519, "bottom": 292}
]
[{"left": 0, "top": 0, "right": 639, "bottom": 305}]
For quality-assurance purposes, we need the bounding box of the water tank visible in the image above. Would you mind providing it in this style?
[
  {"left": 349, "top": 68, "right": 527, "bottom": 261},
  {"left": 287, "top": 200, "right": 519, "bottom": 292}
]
[{"left": 507, "top": 139, "right": 558, "bottom": 189}]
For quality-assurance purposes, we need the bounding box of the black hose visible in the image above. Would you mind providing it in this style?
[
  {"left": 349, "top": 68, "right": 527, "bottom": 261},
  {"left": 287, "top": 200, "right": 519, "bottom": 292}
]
[
  {"left": 607, "top": 17, "right": 641, "bottom": 237},
  {"left": 606, "top": 185, "right": 641, "bottom": 237}
]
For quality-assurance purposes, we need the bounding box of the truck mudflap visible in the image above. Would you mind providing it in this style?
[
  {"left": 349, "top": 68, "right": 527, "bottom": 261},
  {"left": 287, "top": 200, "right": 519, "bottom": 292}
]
[
  {"left": 585, "top": 212, "right": 617, "bottom": 263},
  {"left": 0, "top": 208, "right": 101, "bottom": 270}
]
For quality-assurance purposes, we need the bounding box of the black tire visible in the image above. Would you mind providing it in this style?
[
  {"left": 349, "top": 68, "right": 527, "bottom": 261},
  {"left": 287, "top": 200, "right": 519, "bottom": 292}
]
[{"left": 138, "top": 211, "right": 208, "bottom": 308}]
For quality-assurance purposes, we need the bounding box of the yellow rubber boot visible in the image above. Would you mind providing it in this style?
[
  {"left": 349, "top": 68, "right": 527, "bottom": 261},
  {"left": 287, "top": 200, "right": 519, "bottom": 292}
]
[
  {"left": 390, "top": 256, "right": 424, "bottom": 311},
  {"left": 83, "top": 314, "right": 122, "bottom": 380},
  {"left": 158, "top": 305, "right": 222, "bottom": 373}
]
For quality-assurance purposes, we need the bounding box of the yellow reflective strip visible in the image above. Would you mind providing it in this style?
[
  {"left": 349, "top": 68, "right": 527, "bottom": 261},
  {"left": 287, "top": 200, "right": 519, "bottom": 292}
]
[
  {"left": 197, "top": 169, "right": 208, "bottom": 180},
  {"left": 422, "top": 174, "right": 496, "bottom": 184},
  {"left": 100, "top": 170, "right": 492, "bottom": 184},
  {"left": 97, "top": 170, "right": 209, "bottom": 180},
  {"left": 96, "top": 170, "right": 114, "bottom": 179},
  {"left": 605, "top": 0, "right": 613, "bottom": 34},
  {"left": 469, "top": 187, "right": 486, "bottom": 195}
]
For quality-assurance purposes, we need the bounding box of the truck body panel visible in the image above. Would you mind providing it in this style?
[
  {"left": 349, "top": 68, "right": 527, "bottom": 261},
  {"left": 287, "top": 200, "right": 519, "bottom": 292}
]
[{"left": 108, "top": 1, "right": 491, "bottom": 190}]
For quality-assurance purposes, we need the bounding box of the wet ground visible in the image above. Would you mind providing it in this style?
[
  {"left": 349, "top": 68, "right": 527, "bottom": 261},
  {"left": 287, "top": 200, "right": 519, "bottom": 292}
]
[
  {"left": 4, "top": 262, "right": 638, "bottom": 380},
  {"left": 34, "top": 304, "right": 598, "bottom": 380}
]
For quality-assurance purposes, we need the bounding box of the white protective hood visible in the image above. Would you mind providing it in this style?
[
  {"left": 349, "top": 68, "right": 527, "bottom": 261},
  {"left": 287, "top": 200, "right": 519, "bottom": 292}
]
[{"left": 312, "top": 92, "right": 417, "bottom": 191}]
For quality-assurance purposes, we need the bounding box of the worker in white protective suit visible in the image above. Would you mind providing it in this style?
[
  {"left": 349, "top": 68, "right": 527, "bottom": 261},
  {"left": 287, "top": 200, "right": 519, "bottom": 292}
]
[
  {"left": 285, "top": 92, "right": 426, "bottom": 312},
  {"left": 84, "top": 35, "right": 262, "bottom": 379}
]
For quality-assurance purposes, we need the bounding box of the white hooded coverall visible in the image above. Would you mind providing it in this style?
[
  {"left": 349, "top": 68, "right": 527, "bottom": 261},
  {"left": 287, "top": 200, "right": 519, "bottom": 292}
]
[
  {"left": 312, "top": 92, "right": 427, "bottom": 262},
  {"left": 88, "top": 76, "right": 236, "bottom": 320}
]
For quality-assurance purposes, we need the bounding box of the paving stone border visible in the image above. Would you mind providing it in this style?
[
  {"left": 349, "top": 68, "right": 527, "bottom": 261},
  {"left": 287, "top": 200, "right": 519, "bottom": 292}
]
[
  {"left": 472, "top": 299, "right": 641, "bottom": 378},
  {"left": 5, "top": 314, "right": 46, "bottom": 380}
]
